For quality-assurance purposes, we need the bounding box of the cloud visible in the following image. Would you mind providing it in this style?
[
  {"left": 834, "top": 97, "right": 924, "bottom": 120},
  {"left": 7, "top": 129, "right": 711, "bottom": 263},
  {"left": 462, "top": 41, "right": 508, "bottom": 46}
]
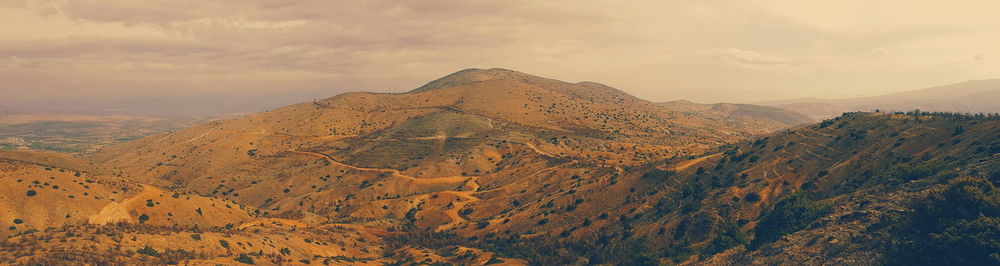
[
  {"left": 1, "top": 0, "right": 998, "bottom": 113},
  {"left": 713, "top": 47, "right": 795, "bottom": 65}
]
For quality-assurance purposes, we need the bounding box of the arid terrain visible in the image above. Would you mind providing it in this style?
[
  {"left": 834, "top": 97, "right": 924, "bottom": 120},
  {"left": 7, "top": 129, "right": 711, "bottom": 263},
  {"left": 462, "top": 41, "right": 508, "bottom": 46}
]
[{"left": 2, "top": 69, "right": 998, "bottom": 265}]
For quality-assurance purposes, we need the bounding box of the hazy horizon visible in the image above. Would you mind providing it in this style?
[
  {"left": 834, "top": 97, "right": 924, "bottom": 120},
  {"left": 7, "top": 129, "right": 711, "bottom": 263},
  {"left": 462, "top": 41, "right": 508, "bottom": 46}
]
[{"left": 2, "top": 1, "right": 999, "bottom": 116}]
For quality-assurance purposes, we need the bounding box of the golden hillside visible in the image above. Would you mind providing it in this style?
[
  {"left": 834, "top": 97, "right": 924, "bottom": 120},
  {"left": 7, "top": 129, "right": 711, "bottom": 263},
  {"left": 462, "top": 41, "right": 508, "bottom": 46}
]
[{"left": 85, "top": 69, "right": 796, "bottom": 230}]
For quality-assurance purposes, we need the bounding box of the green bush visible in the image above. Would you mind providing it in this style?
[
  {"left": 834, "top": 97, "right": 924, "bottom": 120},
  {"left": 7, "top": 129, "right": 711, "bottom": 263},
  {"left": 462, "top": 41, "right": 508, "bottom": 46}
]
[
  {"left": 137, "top": 246, "right": 159, "bottom": 257},
  {"left": 702, "top": 221, "right": 746, "bottom": 257},
  {"left": 751, "top": 194, "right": 830, "bottom": 248},
  {"left": 886, "top": 177, "right": 1000, "bottom": 265},
  {"left": 887, "top": 161, "right": 947, "bottom": 181},
  {"left": 234, "top": 253, "right": 254, "bottom": 264}
]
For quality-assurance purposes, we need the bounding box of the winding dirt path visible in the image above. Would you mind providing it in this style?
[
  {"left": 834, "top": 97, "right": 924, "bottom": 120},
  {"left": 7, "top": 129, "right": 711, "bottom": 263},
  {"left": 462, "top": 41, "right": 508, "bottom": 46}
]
[
  {"left": 289, "top": 149, "right": 488, "bottom": 232},
  {"left": 672, "top": 153, "right": 722, "bottom": 171},
  {"left": 288, "top": 150, "right": 471, "bottom": 184},
  {"left": 435, "top": 181, "right": 481, "bottom": 232},
  {"left": 216, "top": 129, "right": 357, "bottom": 140}
]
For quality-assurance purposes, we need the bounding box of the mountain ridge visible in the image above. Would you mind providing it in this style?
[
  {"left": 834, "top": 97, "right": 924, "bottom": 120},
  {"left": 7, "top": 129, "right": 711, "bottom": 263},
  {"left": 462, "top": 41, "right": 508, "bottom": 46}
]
[{"left": 761, "top": 79, "right": 1000, "bottom": 120}]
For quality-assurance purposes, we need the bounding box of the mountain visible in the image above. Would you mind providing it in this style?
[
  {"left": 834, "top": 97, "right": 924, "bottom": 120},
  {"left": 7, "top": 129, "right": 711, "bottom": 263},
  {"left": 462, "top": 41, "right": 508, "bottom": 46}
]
[
  {"left": 87, "top": 68, "right": 788, "bottom": 190},
  {"left": 82, "top": 68, "right": 795, "bottom": 239},
  {"left": 762, "top": 79, "right": 1000, "bottom": 120},
  {"left": 658, "top": 100, "right": 814, "bottom": 128},
  {"left": 2, "top": 68, "right": 799, "bottom": 264},
  {"left": 3, "top": 69, "right": 998, "bottom": 264}
]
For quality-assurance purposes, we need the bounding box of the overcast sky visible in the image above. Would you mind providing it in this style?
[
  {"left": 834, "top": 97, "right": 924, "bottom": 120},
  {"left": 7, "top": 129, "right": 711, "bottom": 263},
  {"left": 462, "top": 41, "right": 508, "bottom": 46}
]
[{"left": 2, "top": 0, "right": 998, "bottom": 115}]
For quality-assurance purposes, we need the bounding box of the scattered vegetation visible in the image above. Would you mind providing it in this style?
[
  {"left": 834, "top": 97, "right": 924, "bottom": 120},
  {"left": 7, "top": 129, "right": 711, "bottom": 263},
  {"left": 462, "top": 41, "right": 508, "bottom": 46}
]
[
  {"left": 885, "top": 177, "right": 1000, "bottom": 265},
  {"left": 751, "top": 194, "right": 831, "bottom": 248}
]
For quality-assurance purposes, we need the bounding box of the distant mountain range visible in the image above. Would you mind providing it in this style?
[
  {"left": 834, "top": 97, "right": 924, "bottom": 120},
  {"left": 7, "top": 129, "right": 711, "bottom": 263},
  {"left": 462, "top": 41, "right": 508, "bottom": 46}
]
[
  {"left": 658, "top": 100, "right": 814, "bottom": 126},
  {"left": 760, "top": 79, "right": 1000, "bottom": 120}
]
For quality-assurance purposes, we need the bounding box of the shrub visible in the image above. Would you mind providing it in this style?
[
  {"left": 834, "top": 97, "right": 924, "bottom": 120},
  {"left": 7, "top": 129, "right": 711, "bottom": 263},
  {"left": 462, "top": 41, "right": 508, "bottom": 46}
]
[
  {"left": 234, "top": 253, "right": 254, "bottom": 264},
  {"left": 137, "top": 246, "right": 159, "bottom": 257},
  {"left": 26, "top": 190, "right": 37, "bottom": 196},
  {"left": 138, "top": 214, "right": 149, "bottom": 223},
  {"left": 702, "top": 221, "right": 746, "bottom": 257},
  {"left": 743, "top": 192, "right": 761, "bottom": 203},
  {"left": 887, "top": 161, "right": 947, "bottom": 181},
  {"left": 751, "top": 194, "right": 831, "bottom": 248},
  {"left": 886, "top": 177, "right": 1000, "bottom": 265},
  {"left": 190, "top": 234, "right": 201, "bottom": 241}
]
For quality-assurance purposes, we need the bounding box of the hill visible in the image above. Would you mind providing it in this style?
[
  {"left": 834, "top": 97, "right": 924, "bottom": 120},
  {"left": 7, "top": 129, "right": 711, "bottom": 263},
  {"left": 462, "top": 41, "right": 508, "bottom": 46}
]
[
  {"left": 85, "top": 68, "right": 797, "bottom": 229},
  {"left": 415, "top": 111, "right": 996, "bottom": 264},
  {"left": 6, "top": 69, "right": 998, "bottom": 264},
  {"left": 0, "top": 150, "right": 487, "bottom": 264},
  {"left": 762, "top": 79, "right": 1000, "bottom": 120},
  {"left": 658, "top": 100, "right": 814, "bottom": 128}
]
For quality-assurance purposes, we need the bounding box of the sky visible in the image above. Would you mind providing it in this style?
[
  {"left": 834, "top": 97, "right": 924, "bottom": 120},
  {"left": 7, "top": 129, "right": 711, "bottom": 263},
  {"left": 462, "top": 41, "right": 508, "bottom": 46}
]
[{"left": 2, "top": 0, "right": 999, "bottom": 116}]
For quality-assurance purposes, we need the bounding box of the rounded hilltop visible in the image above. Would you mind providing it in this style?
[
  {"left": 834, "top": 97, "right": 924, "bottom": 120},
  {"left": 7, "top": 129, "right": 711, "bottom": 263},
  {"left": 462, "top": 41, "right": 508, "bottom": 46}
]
[{"left": 409, "top": 68, "right": 538, "bottom": 93}]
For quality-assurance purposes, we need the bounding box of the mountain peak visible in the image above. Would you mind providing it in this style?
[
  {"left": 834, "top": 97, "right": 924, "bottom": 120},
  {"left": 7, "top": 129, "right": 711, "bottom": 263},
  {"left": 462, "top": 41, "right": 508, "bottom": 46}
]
[{"left": 409, "top": 68, "right": 532, "bottom": 93}]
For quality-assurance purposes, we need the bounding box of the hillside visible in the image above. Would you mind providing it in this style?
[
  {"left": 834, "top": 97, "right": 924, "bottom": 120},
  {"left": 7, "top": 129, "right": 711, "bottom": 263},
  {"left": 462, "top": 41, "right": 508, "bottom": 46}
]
[
  {"left": 365, "top": 111, "right": 997, "bottom": 265},
  {"left": 85, "top": 68, "right": 796, "bottom": 229},
  {"left": 762, "top": 79, "right": 1000, "bottom": 120},
  {"left": 0, "top": 150, "right": 503, "bottom": 264},
  {"left": 4, "top": 69, "right": 997, "bottom": 264}
]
